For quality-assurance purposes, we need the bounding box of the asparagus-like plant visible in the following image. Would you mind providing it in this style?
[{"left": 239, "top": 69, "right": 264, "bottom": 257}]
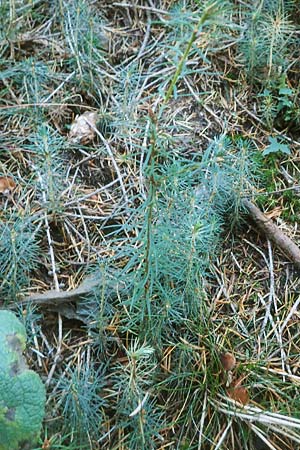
[
  {"left": 239, "top": 0, "right": 296, "bottom": 82},
  {"left": 0, "top": 213, "right": 40, "bottom": 301}
]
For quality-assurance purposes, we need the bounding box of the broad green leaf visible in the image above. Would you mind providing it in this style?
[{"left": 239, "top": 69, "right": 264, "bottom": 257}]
[
  {"left": 279, "top": 87, "right": 293, "bottom": 96},
  {"left": 262, "top": 136, "right": 291, "bottom": 156}
]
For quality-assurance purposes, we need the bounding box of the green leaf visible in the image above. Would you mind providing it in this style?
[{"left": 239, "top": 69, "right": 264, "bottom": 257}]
[
  {"left": 0, "top": 310, "right": 46, "bottom": 450},
  {"left": 262, "top": 136, "right": 291, "bottom": 156},
  {"left": 279, "top": 87, "right": 293, "bottom": 96},
  {"left": 262, "top": 89, "right": 271, "bottom": 96}
]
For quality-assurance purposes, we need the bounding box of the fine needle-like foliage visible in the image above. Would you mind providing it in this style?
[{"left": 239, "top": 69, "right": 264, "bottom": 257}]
[
  {"left": 0, "top": 213, "right": 40, "bottom": 301},
  {"left": 26, "top": 124, "right": 68, "bottom": 215},
  {"left": 239, "top": 0, "right": 297, "bottom": 82},
  {"left": 107, "top": 135, "right": 257, "bottom": 343},
  {"left": 51, "top": 362, "right": 106, "bottom": 447}
]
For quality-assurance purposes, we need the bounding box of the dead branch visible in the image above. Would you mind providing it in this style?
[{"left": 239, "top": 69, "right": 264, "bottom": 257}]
[
  {"left": 243, "top": 199, "right": 300, "bottom": 269},
  {"left": 19, "top": 277, "right": 100, "bottom": 307}
]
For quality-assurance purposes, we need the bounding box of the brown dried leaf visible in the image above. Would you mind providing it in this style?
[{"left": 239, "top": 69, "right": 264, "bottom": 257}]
[
  {"left": 0, "top": 176, "right": 16, "bottom": 194},
  {"left": 227, "top": 376, "right": 249, "bottom": 405},
  {"left": 220, "top": 352, "right": 236, "bottom": 371},
  {"left": 69, "top": 111, "right": 98, "bottom": 144},
  {"left": 227, "top": 385, "right": 249, "bottom": 405}
]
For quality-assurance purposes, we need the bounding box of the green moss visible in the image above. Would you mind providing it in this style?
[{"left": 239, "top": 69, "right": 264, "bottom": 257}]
[
  {"left": 254, "top": 154, "right": 279, "bottom": 209},
  {"left": 281, "top": 190, "right": 300, "bottom": 223},
  {"left": 255, "top": 155, "right": 300, "bottom": 223}
]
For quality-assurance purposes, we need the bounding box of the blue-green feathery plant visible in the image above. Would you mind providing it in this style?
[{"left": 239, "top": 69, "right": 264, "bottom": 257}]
[
  {"left": 0, "top": 58, "right": 65, "bottom": 107},
  {"left": 0, "top": 0, "right": 33, "bottom": 43},
  {"left": 239, "top": 0, "right": 297, "bottom": 82},
  {"left": 86, "top": 131, "right": 258, "bottom": 447},
  {"left": 0, "top": 58, "right": 71, "bottom": 133},
  {"left": 0, "top": 213, "right": 40, "bottom": 300},
  {"left": 53, "top": 362, "right": 107, "bottom": 447},
  {"left": 120, "top": 135, "right": 256, "bottom": 340},
  {"left": 26, "top": 124, "right": 68, "bottom": 215},
  {"left": 56, "top": 0, "right": 108, "bottom": 93},
  {"left": 111, "top": 341, "right": 165, "bottom": 450},
  {"left": 76, "top": 5, "right": 259, "bottom": 446},
  {"left": 155, "top": 0, "right": 236, "bottom": 98}
]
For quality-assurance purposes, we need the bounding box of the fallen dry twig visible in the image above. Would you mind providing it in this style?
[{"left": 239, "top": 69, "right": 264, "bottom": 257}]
[
  {"left": 20, "top": 277, "right": 100, "bottom": 307},
  {"left": 243, "top": 199, "right": 300, "bottom": 269},
  {"left": 19, "top": 275, "right": 123, "bottom": 323}
]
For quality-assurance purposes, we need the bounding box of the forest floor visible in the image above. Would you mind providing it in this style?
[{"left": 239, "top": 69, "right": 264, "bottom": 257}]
[{"left": 1, "top": 1, "right": 300, "bottom": 449}]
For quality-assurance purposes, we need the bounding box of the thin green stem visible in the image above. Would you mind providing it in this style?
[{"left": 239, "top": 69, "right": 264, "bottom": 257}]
[{"left": 164, "top": 1, "right": 222, "bottom": 104}]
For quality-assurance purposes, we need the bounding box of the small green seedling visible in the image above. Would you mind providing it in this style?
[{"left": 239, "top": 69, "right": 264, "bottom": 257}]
[{"left": 262, "top": 136, "right": 291, "bottom": 156}]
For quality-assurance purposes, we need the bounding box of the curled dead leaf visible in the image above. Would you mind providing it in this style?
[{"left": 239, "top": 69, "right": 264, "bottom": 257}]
[
  {"left": 227, "top": 385, "right": 249, "bottom": 405},
  {"left": 220, "top": 352, "right": 236, "bottom": 371},
  {"left": 0, "top": 176, "right": 16, "bottom": 194},
  {"left": 227, "top": 375, "right": 249, "bottom": 405},
  {"left": 69, "top": 111, "right": 98, "bottom": 144}
]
